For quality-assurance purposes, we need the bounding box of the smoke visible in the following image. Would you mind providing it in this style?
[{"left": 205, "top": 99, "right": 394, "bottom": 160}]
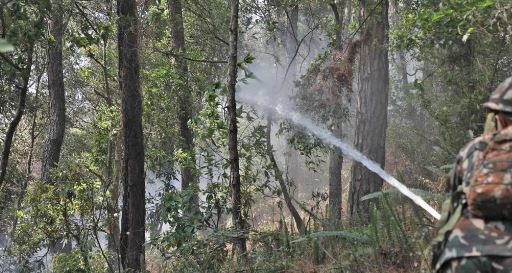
[
  {"left": 237, "top": 20, "right": 441, "bottom": 220},
  {"left": 236, "top": 90, "right": 441, "bottom": 219}
]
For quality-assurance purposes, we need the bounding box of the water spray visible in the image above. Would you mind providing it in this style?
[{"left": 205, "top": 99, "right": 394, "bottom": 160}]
[{"left": 238, "top": 93, "right": 441, "bottom": 220}]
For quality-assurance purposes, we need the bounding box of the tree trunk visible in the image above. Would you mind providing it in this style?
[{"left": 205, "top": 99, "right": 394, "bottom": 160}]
[
  {"left": 227, "top": 0, "right": 247, "bottom": 256},
  {"left": 43, "top": 0, "right": 70, "bottom": 254},
  {"left": 0, "top": 39, "right": 36, "bottom": 188},
  {"left": 266, "top": 118, "right": 306, "bottom": 235},
  {"left": 168, "top": 0, "right": 198, "bottom": 206},
  {"left": 285, "top": 3, "right": 298, "bottom": 80},
  {"left": 9, "top": 63, "right": 42, "bottom": 244},
  {"left": 348, "top": 0, "right": 389, "bottom": 222},
  {"left": 41, "top": 0, "right": 66, "bottom": 183},
  {"left": 283, "top": 3, "right": 302, "bottom": 208},
  {"left": 118, "top": 0, "right": 145, "bottom": 271},
  {"left": 329, "top": 1, "right": 344, "bottom": 48},
  {"left": 328, "top": 123, "right": 343, "bottom": 227},
  {"left": 327, "top": 0, "right": 349, "bottom": 228}
]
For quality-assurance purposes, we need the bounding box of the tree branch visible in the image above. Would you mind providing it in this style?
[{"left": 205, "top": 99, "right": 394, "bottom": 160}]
[
  {"left": 0, "top": 52, "right": 23, "bottom": 72},
  {"left": 154, "top": 47, "right": 227, "bottom": 64},
  {"left": 74, "top": 2, "right": 101, "bottom": 37},
  {"left": 283, "top": 24, "right": 319, "bottom": 83}
]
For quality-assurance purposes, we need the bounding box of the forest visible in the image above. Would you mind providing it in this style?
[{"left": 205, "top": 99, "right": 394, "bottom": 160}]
[{"left": 0, "top": 0, "right": 511, "bottom": 272}]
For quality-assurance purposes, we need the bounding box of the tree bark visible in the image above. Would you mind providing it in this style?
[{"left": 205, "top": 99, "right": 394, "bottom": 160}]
[
  {"left": 118, "top": 0, "right": 145, "bottom": 271},
  {"left": 348, "top": 0, "right": 389, "bottom": 222},
  {"left": 0, "top": 56, "right": 32, "bottom": 186},
  {"left": 328, "top": 123, "right": 343, "bottom": 227},
  {"left": 285, "top": 3, "right": 298, "bottom": 80},
  {"left": 227, "top": 0, "right": 247, "bottom": 256},
  {"left": 329, "top": 1, "right": 344, "bottom": 48},
  {"left": 41, "top": 0, "right": 66, "bottom": 183},
  {"left": 168, "top": 0, "right": 198, "bottom": 206},
  {"left": 327, "top": 0, "right": 349, "bottom": 228}
]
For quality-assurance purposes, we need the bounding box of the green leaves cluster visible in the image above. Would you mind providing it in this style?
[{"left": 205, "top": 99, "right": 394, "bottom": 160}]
[
  {"left": 394, "top": 0, "right": 510, "bottom": 51},
  {"left": 12, "top": 159, "right": 107, "bottom": 264},
  {"left": 389, "top": 0, "right": 512, "bottom": 168}
]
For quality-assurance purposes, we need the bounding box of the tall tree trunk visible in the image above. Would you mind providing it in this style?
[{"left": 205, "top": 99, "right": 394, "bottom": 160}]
[
  {"left": 283, "top": 3, "right": 302, "bottom": 209},
  {"left": 327, "top": 1, "right": 349, "bottom": 228},
  {"left": 227, "top": 0, "right": 247, "bottom": 256},
  {"left": 0, "top": 83, "right": 28, "bottom": 186},
  {"left": 0, "top": 46, "right": 33, "bottom": 187},
  {"left": 118, "top": 0, "right": 145, "bottom": 271},
  {"left": 43, "top": 0, "right": 69, "bottom": 254},
  {"left": 266, "top": 118, "right": 306, "bottom": 235},
  {"left": 168, "top": 0, "right": 198, "bottom": 206},
  {"left": 329, "top": 1, "right": 344, "bottom": 48},
  {"left": 10, "top": 62, "right": 42, "bottom": 244},
  {"left": 328, "top": 123, "right": 343, "bottom": 227},
  {"left": 348, "top": 0, "right": 389, "bottom": 222},
  {"left": 390, "top": 0, "right": 413, "bottom": 123},
  {"left": 41, "top": 0, "right": 66, "bottom": 183},
  {"left": 285, "top": 3, "right": 298, "bottom": 80}
]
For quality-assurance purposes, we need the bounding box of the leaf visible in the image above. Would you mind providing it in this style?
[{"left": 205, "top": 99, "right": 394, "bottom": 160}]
[
  {"left": 478, "top": 0, "right": 494, "bottom": 8},
  {"left": 431, "top": 11, "right": 445, "bottom": 22},
  {"left": 243, "top": 52, "right": 255, "bottom": 64},
  {"left": 0, "top": 38, "right": 14, "bottom": 53},
  {"left": 462, "top": 27, "right": 474, "bottom": 43}
]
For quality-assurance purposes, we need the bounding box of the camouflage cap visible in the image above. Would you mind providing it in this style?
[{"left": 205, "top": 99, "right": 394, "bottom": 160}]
[{"left": 483, "top": 76, "right": 512, "bottom": 113}]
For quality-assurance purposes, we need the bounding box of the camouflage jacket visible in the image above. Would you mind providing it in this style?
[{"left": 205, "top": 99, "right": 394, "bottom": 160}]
[{"left": 433, "top": 127, "right": 512, "bottom": 272}]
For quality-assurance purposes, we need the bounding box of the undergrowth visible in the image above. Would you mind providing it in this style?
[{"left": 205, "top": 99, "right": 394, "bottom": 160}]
[{"left": 147, "top": 190, "right": 439, "bottom": 273}]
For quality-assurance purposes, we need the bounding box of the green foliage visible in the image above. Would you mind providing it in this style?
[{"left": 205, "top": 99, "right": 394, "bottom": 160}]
[
  {"left": 2, "top": 0, "right": 511, "bottom": 272},
  {"left": 393, "top": 0, "right": 511, "bottom": 51},
  {"left": 90, "top": 105, "right": 119, "bottom": 167},
  {"left": 2, "top": 0, "right": 47, "bottom": 47},
  {"left": 278, "top": 49, "right": 352, "bottom": 170},
  {"left": 53, "top": 249, "right": 112, "bottom": 273},
  {"left": 364, "top": 192, "right": 434, "bottom": 271},
  {"left": 12, "top": 159, "right": 108, "bottom": 262},
  {"left": 152, "top": 230, "right": 231, "bottom": 273},
  {"left": 159, "top": 187, "right": 204, "bottom": 246},
  {"left": 390, "top": 0, "right": 512, "bottom": 172}
]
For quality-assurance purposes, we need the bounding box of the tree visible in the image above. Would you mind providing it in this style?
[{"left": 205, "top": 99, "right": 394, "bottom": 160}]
[
  {"left": 348, "top": 0, "right": 389, "bottom": 221},
  {"left": 266, "top": 118, "right": 306, "bottom": 235},
  {"left": 168, "top": 0, "right": 199, "bottom": 208},
  {"left": 328, "top": 124, "right": 343, "bottom": 226},
  {"left": 282, "top": 3, "right": 302, "bottom": 222},
  {"left": 118, "top": 0, "right": 145, "bottom": 270},
  {"left": 41, "top": 0, "right": 66, "bottom": 183},
  {"left": 291, "top": 1, "right": 355, "bottom": 227},
  {"left": 284, "top": 2, "right": 299, "bottom": 81},
  {"left": 227, "top": 0, "right": 247, "bottom": 256},
  {"left": 0, "top": 46, "right": 34, "bottom": 187},
  {"left": 392, "top": 0, "right": 512, "bottom": 168},
  {"left": 0, "top": 2, "right": 44, "bottom": 187},
  {"left": 327, "top": 0, "right": 352, "bottom": 227}
]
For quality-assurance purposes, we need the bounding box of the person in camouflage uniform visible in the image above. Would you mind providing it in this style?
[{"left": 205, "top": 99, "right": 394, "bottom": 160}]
[{"left": 433, "top": 76, "right": 512, "bottom": 273}]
